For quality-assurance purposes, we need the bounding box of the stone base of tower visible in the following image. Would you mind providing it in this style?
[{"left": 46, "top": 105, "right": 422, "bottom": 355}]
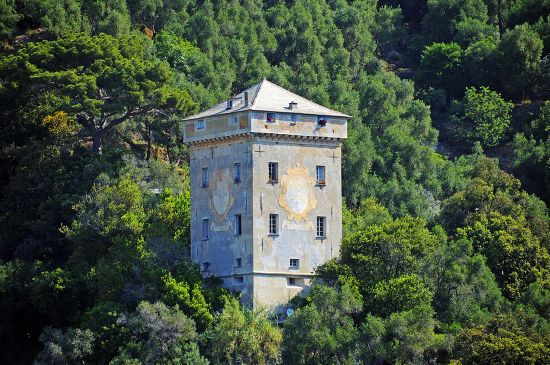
[{"left": 220, "top": 273, "right": 313, "bottom": 312}]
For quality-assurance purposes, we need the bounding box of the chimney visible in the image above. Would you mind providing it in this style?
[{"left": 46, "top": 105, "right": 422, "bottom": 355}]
[
  {"left": 244, "top": 91, "right": 249, "bottom": 106},
  {"left": 289, "top": 101, "right": 297, "bottom": 110}
]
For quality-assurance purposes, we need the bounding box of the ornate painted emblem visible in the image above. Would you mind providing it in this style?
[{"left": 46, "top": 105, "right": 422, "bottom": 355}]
[
  {"left": 210, "top": 169, "right": 233, "bottom": 227},
  {"left": 278, "top": 165, "right": 316, "bottom": 222}
]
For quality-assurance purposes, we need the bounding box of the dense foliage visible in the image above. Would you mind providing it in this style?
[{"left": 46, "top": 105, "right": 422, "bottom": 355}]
[{"left": 0, "top": 0, "right": 549, "bottom": 364}]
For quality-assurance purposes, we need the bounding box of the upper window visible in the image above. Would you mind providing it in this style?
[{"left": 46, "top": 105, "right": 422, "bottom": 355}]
[
  {"left": 317, "top": 116, "right": 328, "bottom": 126},
  {"left": 269, "top": 214, "right": 278, "bottom": 235},
  {"left": 266, "top": 112, "right": 277, "bottom": 123},
  {"left": 197, "top": 120, "right": 205, "bottom": 129},
  {"left": 234, "top": 163, "right": 242, "bottom": 183},
  {"left": 268, "top": 162, "right": 278, "bottom": 183},
  {"left": 289, "top": 259, "right": 299, "bottom": 269},
  {"left": 316, "top": 216, "right": 326, "bottom": 238},
  {"left": 230, "top": 116, "right": 238, "bottom": 124},
  {"left": 202, "top": 218, "right": 210, "bottom": 240},
  {"left": 235, "top": 258, "right": 242, "bottom": 268},
  {"left": 316, "top": 166, "right": 326, "bottom": 186},
  {"left": 290, "top": 114, "right": 298, "bottom": 125},
  {"left": 234, "top": 214, "right": 242, "bottom": 236},
  {"left": 201, "top": 167, "right": 209, "bottom": 188}
]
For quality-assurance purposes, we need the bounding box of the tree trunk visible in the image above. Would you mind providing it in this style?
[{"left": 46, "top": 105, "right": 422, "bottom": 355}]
[
  {"left": 145, "top": 123, "right": 152, "bottom": 161},
  {"left": 92, "top": 127, "right": 104, "bottom": 154}
]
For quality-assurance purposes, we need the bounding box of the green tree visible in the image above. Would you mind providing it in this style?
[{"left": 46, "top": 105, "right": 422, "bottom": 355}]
[
  {"left": 360, "top": 305, "right": 449, "bottom": 365},
  {"left": 422, "top": 0, "right": 489, "bottom": 42},
  {"left": 450, "top": 86, "right": 514, "bottom": 147},
  {"left": 454, "top": 312, "right": 550, "bottom": 364},
  {"left": 497, "top": 24, "right": 544, "bottom": 99},
  {"left": 0, "top": 0, "right": 20, "bottom": 39},
  {"left": 458, "top": 212, "right": 550, "bottom": 300},
  {"left": 112, "top": 301, "right": 208, "bottom": 365},
  {"left": 0, "top": 33, "right": 195, "bottom": 154},
  {"left": 416, "top": 42, "right": 464, "bottom": 100},
  {"left": 34, "top": 327, "right": 95, "bottom": 365},
  {"left": 282, "top": 283, "right": 362, "bottom": 365},
  {"left": 372, "top": 274, "right": 433, "bottom": 317},
  {"left": 206, "top": 297, "right": 282, "bottom": 365}
]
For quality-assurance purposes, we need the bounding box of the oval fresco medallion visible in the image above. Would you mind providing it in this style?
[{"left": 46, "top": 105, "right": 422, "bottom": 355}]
[
  {"left": 278, "top": 165, "right": 316, "bottom": 221},
  {"left": 210, "top": 169, "right": 233, "bottom": 218}
]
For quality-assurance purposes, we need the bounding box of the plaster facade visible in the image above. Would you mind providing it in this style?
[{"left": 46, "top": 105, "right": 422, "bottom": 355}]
[{"left": 184, "top": 81, "right": 348, "bottom": 310}]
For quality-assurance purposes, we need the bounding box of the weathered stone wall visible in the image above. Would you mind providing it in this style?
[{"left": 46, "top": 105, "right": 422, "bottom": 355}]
[
  {"left": 250, "top": 137, "right": 343, "bottom": 309},
  {"left": 186, "top": 110, "right": 346, "bottom": 310},
  {"left": 189, "top": 138, "right": 255, "bottom": 303}
]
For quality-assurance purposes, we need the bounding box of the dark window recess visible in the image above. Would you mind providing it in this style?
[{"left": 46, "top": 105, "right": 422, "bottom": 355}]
[
  {"left": 316, "top": 166, "right": 326, "bottom": 185},
  {"left": 316, "top": 216, "right": 326, "bottom": 238},
  {"left": 290, "top": 259, "right": 299, "bottom": 268},
  {"left": 266, "top": 112, "right": 276, "bottom": 122},
  {"left": 268, "top": 162, "right": 278, "bottom": 183},
  {"left": 201, "top": 167, "right": 209, "bottom": 188},
  {"left": 269, "top": 214, "right": 278, "bottom": 235},
  {"left": 318, "top": 116, "right": 328, "bottom": 126},
  {"left": 234, "top": 214, "right": 242, "bottom": 236},
  {"left": 202, "top": 218, "right": 209, "bottom": 240},
  {"left": 202, "top": 262, "right": 211, "bottom": 271},
  {"left": 234, "top": 163, "right": 242, "bottom": 183},
  {"left": 235, "top": 258, "right": 242, "bottom": 268}
]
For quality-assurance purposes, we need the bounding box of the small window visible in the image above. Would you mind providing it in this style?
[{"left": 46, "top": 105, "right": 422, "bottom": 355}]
[
  {"left": 234, "top": 214, "right": 242, "bottom": 236},
  {"left": 290, "top": 114, "right": 298, "bottom": 125},
  {"left": 197, "top": 120, "right": 205, "bottom": 129},
  {"left": 235, "top": 258, "right": 242, "bottom": 268},
  {"left": 316, "top": 166, "right": 326, "bottom": 185},
  {"left": 317, "top": 116, "right": 328, "bottom": 126},
  {"left": 230, "top": 115, "right": 238, "bottom": 124},
  {"left": 266, "top": 112, "right": 276, "bottom": 123},
  {"left": 268, "top": 162, "right": 278, "bottom": 183},
  {"left": 202, "top": 262, "right": 210, "bottom": 271},
  {"left": 290, "top": 259, "right": 299, "bottom": 269},
  {"left": 269, "top": 214, "right": 278, "bottom": 235},
  {"left": 316, "top": 216, "right": 326, "bottom": 238},
  {"left": 234, "top": 276, "right": 244, "bottom": 283},
  {"left": 288, "top": 277, "right": 296, "bottom": 286},
  {"left": 201, "top": 167, "right": 209, "bottom": 188},
  {"left": 234, "top": 163, "right": 242, "bottom": 183},
  {"left": 202, "top": 218, "right": 209, "bottom": 240}
]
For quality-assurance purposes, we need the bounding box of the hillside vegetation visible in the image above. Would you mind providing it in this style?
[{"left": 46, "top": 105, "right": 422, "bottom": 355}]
[{"left": 0, "top": 1, "right": 549, "bottom": 364}]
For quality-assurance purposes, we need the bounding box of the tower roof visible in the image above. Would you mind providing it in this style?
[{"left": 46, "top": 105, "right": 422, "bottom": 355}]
[{"left": 183, "top": 78, "right": 351, "bottom": 120}]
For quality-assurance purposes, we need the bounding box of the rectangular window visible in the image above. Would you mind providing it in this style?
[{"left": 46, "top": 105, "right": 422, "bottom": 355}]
[
  {"left": 197, "top": 120, "right": 205, "bottom": 129},
  {"left": 268, "top": 162, "right": 278, "bottom": 183},
  {"left": 202, "top": 218, "right": 209, "bottom": 240},
  {"left": 316, "top": 166, "right": 326, "bottom": 185},
  {"left": 290, "top": 114, "right": 298, "bottom": 125},
  {"left": 266, "top": 112, "right": 276, "bottom": 122},
  {"left": 288, "top": 277, "right": 296, "bottom": 286},
  {"left": 201, "top": 167, "right": 209, "bottom": 188},
  {"left": 234, "top": 214, "right": 242, "bottom": 236},
  {"left": 316, "top": 216, "right": 326, "bottom": 238},
  {"left": 234, "top": 163, "right": 242, "bottom": 183},
  {"left": 269, "top": 214, "right": 278, "bottom": 235},
  {"left": 235, "top": 258, "right": 242, "bottom": 268},
  {"left": 290, "top": 259, "right": 299, "bottom": 269},
  {"left": 230, "top": 116, "right": 238, "bottom": 124},
  {"left": 202, "top": 262, "right": 210, "bottom": 271}
]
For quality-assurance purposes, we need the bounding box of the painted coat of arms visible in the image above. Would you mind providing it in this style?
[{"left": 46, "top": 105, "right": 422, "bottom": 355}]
[
  {"left": 210, "top": 169, "right": 233, "bottom": 230},
  {"left": 278, "top": 165, "right": 316, "bottom": 221}
]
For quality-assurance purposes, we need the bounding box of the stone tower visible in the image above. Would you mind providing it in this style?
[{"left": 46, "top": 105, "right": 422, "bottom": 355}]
[{"left": 183, "top": 79, "right": 349, "bottom": 310}]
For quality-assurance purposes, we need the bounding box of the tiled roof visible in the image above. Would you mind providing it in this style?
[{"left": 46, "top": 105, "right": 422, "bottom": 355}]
[{"left": 183, "top": 78, "right": 351, "bottom": 120}]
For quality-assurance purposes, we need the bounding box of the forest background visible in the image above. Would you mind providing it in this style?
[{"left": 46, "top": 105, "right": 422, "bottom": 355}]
[{"left": 0, "top": 0, "right": 549, "bottom": 364}]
